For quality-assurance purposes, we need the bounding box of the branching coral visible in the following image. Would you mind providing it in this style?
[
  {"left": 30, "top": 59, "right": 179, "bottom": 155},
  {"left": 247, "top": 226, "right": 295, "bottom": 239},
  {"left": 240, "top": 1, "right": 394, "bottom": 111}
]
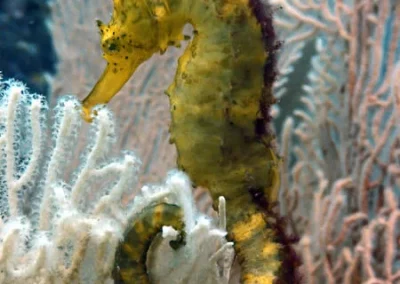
[
  {"left": 273, "top": 0, "right": 400, "bottom": 282},
  {"left": 0, "top": 79, "right": 130, "bottom": 283},
  {"left": 0, "top": 78, "right": 233, "bottom": 283}
]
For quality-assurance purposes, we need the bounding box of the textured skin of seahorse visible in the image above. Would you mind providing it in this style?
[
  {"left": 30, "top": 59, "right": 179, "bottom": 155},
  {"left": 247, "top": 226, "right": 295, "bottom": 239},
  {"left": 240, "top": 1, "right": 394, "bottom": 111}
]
[
  {"left": 82, "top": 0, "right": 287, "bottom": 283},
  {"left": 113, "top": 203, "right": 184, "bottom": 284}
]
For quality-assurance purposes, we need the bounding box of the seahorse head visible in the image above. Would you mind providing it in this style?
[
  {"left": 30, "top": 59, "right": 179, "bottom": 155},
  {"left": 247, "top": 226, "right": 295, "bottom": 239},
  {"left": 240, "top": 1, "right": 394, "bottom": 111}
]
[
  {"left": 96, "top": 1, "right": 161, "bottom": 67},
  {"left": 81, "top": 0, "right": 186, "bottom": 121}
]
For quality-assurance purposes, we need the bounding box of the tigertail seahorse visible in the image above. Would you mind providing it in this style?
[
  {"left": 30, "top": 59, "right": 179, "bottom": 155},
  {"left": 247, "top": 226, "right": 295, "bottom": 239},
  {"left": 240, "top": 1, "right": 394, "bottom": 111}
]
[{"left": 81, "top": 0, "right": 297, "bottom": 283}]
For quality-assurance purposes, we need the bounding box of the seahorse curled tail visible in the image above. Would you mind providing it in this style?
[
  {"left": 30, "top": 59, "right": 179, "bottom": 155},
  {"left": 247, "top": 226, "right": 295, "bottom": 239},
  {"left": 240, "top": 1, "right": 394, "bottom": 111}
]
[{"left": 113, "top": 203, "right": 184, "bottom": 283}]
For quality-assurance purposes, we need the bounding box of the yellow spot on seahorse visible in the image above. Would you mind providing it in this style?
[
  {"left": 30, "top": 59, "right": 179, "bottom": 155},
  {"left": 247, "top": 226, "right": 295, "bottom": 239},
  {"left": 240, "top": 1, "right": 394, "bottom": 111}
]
[
  {"left": 262, "top": 242, "right": 280, "bottom": 258},
  {"left": 231, "top": 213, "right": 265, "bottom": 242},
  {"left": 135, "top": 221, "right": 146, "bottom": 241},
  {"left": 122, "top": 243, "right": 141, "bottom": 260},
  {"left": 154, "top": 6, "right": 167, "bottom": 18},
  {"left": 120, "top": 269, "right": 135, "bottom": 280},
  {"left": 152, "top": 204, "right": 164, "bottom": 225},
  {"left": 242, "top": 273, "right": 274, "bottom": 284}
]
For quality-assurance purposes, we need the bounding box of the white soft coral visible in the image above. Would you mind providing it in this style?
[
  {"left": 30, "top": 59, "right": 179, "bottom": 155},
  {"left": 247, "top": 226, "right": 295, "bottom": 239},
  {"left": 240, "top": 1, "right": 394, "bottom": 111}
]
[
  {"left": 0, "top": 79, "right": 135, "bottom": 283},
  {"left": 0, "top": 79, "right": 233, "bottom": 284}
]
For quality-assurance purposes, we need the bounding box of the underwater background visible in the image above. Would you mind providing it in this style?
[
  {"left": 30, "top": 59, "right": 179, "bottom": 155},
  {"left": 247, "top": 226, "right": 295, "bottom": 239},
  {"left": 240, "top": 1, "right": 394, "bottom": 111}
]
[
  {"left": 0, "top": 0, "right": 400, "bottom": 283},
  {"left": 0, "top": 0, "right": 56, "bottom": 97}
]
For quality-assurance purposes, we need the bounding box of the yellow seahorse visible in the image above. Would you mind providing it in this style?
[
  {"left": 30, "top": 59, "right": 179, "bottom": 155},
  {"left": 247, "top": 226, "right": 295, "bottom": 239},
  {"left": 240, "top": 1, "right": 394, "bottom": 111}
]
[{"left": 82, "top": 0, "right": 297, "bottom": 283}]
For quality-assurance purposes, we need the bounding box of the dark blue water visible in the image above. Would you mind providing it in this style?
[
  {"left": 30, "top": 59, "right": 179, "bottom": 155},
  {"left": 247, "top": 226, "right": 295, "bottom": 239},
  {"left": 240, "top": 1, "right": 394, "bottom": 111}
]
[{"left": 0, "top": 0, "right": 57, "bottom": 98}]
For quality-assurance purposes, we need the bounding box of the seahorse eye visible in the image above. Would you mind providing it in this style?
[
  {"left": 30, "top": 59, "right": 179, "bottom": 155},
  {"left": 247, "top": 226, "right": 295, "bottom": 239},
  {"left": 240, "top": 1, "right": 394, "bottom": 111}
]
[{"left": 108, "top": 43, "right": 117, "bottom": 51}]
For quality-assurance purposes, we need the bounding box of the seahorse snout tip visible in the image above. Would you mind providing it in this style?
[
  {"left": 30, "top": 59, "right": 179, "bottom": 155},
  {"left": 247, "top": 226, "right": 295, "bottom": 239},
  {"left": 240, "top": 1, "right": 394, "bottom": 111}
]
[{"left": 81, "top": 105, "right": 94, "bottom": 123}]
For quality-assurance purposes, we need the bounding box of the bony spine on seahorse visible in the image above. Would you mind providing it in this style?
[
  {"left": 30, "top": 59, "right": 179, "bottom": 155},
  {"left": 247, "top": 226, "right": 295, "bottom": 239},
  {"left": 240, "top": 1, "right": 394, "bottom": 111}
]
[{"left": 82, "top": 0, "right": 299, "bottom": 283}]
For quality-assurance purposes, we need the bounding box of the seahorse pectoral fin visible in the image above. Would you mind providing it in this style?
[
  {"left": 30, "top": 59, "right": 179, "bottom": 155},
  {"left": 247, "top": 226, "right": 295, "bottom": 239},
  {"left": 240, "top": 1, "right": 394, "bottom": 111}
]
[{"left": 81, "top": 62, "right": 138, "bottom": 122}]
